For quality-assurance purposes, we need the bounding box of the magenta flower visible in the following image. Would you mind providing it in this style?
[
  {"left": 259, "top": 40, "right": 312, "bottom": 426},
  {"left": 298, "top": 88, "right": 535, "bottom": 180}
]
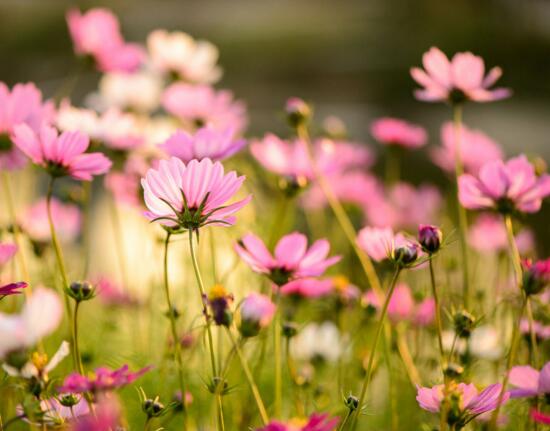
[
  {"left": 95, "top": 276, "right": 136, "bottom": 306},
  {"left": 413, "top": 297, "right": 435, "bottom": 327},
  {"left": 0, "top": 82, "right": 54, "bottom": 170},
  {"left": 371, "top": 117, "right": 427, "bottom": 149},
  {"left": 458, "top": 155, "right": 550, "bottom": 214},
  {"left": 239, "top": 293, "right": 276, "bottom": 337},
  {"left": 59, "top": 364, "right": 151, "bottom": 394},
  {"left": 417, "top": 383, "right": 509, "bottom": 425},
  {"left": 0, "top": 243, "right": 18, "bottom": 268},
  {"left": 20, "top": 198, "right": 82, "bottom": 243},
  {"left": 508, "top": 362, "right": 550, "bottom": 398},
  {"left": 468, "top": 214, "right": 534, "bottom": 254},
  {"left": 162, "top": 83, "right": 247, "bottom": 133},
  {"left": 13, "top": 124, "right": 112, "bottom": 181},
  {"left": 141, "top": 157, "right": 251, "bottom": 230},
  {"left": 521, "top": 258, "right": 550, "bottom": 295},
  {"left": 279, "top": 278, "right": 334, "bottom": 299},
  {"left": 66, "top": 8, "right": 144, "bottom": 73},
  {"left": 0, "top": 287, "right": 63, "bottom": 359},
  {"left": 235, "top": 232, "right": 341, "bottom": 286},
  {"left": 410, "top": 47, "right": 511, "bottom": 103},
  {"left": 363, "top": 283, "right": 414, "bottom": 322},
  {"left": 160, "top": 126, "right": 246, "bottom": 163},
  {"left": 431, "top": 122, "right": 503, "bottom": 175},
  {"left": 257, "top": 413, "right": 339, "bottom": 431},
  {"left": 531, "top": 409, "right": 550, "bottom": 425},
  {"left": 0, "top": 282, "right": 27, "bottom": 298}
]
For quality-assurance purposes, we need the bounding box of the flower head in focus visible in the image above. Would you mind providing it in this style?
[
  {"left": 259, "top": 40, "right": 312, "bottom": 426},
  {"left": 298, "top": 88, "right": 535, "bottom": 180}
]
[
  {"left": 371, "top": 117, "right": 427, "bottom": 149},
  {"left": 410, "top": 47, "right": 511, "bottom": 103}
]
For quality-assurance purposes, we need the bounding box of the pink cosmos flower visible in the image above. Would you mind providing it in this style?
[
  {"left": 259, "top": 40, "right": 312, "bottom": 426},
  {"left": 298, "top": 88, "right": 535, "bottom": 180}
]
[
  {"left": 0, "top": 287, "right": 63, "bottom": 359},
  {"left": 508, "top": 362, "right": 550, "bottom": 398},
  {"left": 59, "top": 364, "right": 151, "bottom": 394},
  {"left": 410, "top": 47, "right": 511, "bottom": 103},
  {"left": 71, "top": 395, "right": 121, "bottom": 431},
  {"left": 105, "top": 155, "right": 150, "bottom": 208},
  {"left": 0, "top": 243, "right": 18, "bottom": 268},
  {"left": 239, "top": 293, "right": 276, "bottom": 337},
  {"left": 160, "top": 126, "right": 246, "bottom": 163},
  {"left": 95, "top": 276, "right": 136, "bottom": 306},
  {"left": 235, "top": 232, "right": 341, "bottom": 286},
  {"left": 279, "top": 278, "right": 334, "bottom": 299},
  {"left": 257, "top": 413, "right": 339, "bottom": 431},
  {"left": 363, "top": 283, "right": 414, "bottom": 322},
  {"left": 38, "top": 397, "right": 90, "bottom": 425},
  {"left": 531, "top": 409, "right": 550, "bottom": 425},
  {"left": 520, "top": 319, "right": 550, "bottom": 341},
  {"left": 414, "top": 297, "right": 435, "bottom": 327},
  {"left": 13, "top": 124, "right": 112, "bottom": 181},
  {"left": 20, "top": 198, "right": 81, "bottom": 243},
  {"left": 0, "top": 82, "right": 54, "bottom": 170},
  {"left": 0, "top": 282, "right": 27, "bottom": 298},
  {"left": 371, "top": 117, "right": 427, "bottom": 149},
  {"left": 363, "top": 182, "right": 442, "bottom": 230},
  {"left": 66, "top": 8, "right": 144, "bottom": 73},
  {"left": 141, "top": 157, "right": 251, "bottom": 229},
  {"left": 458, "top": 155, "right": 550, "bottom": 214},
  {"left": 431, "top": 122, "right": 503, "bottom": 175},
  {"left": 96, "top": 109, "right": 144, "bottom": 150},
  {"left": 356, "top": 226, "right": 407, "bottom": 262},
  {"left": 417, "top": 383, "right": 509, "bottom": 419},
  {"left": 468, "top": 214, "right": 534, "bottom": 254},
  {"left": 162, "top": 83, "right": 247, "bottom": 133}
]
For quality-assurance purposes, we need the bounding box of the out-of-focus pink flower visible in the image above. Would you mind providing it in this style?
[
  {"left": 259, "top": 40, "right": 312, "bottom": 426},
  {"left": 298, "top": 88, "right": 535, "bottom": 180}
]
[
  {"left": 414, "top": 297, "right": 435, "bottom": 327},
  {"left": 417, "top": 383, "right": 508, "bottom": 417},
  {"left": 468, "top": 214, "right": 534, "bottom": 254},
  {"left": 362, "top": 283, "right": 414, "bottom": 322},
  {"left": 235, "top": 232, "right": 341, "bottom": 286},
  {"left": 0, "top": 243, "right": 18, "bottom": 268},
  {"left": 162, "top": 83, "right": 247, "bottom": 133},
  {"left": 357, "top": 226, "right": 406, "bottom": 262},
  {"left": 105, "top": 155, "right": 149, "bottom": 208},
  {"left": 531, "top": 409, "right": 550, "bottom": 425},
  {"left": 95, "top": 276, "right": 136, "bottom": 306},
  {"left": 459, "top": 155, "right": 550, "bottom": 214},
  {"left": 410, "top": 47, "right": 511, "bottom": 103},
  {"left": 371, "top": 117, "right": 427, "bottom": 149},
  {"left": 0, "top": 82, "right": 54, "bottom": 170},
  {"left": 141, "top": 157, "right": 251, "bottom": 229},
  {"left": 279, "top": 278, "right": 334, "bottom": 298},
  {"left": 147, "top": 30, "right": 222, "bottom": 84},
  {"left": 520, "top": 319, "right": 550, "bottom": 341},
  {"left": 0, "top": 287, "right": 63, "bottom": 359},
  {"left": 160, "top": 126, "right": 246, "bottom": 163},
  {"left": 66, "top": 8, "right": 144, "bottom": 73},
  {"left": 71, "top": 395, "right": 121, "bottom": 431},
  {"left": 509, "top": 362, "right": 550, "bottom": 398},
  {"left": 432, "top": 122, "right": 503, "bottom": 175},
  {"left": 239, "top": 293, "right": 276, "bottom": 337},
  {"left": 363, "top": 182, "right": 442, "bottom": 230},
  {"left": 13, "top": 124, "right": 112, "bottom": 181},
  {"left": 20, "top": 198, "right": 81, "bottom": 243},
  {"left": 59, "top": 364, "right": 151, "bottom": 394},
  {"left": 0, "top": 282, "right": 27, "bottom": 298},
  {"left": 38, "top": 397, "right": 89, "bottom": 424},
  {"left": 522, "top": 258, "right": 550, "bottom": 295},
  {"left": 96, "top": 109, "right": 144, "bottom": 150},
  {"left": 331, "top": 275, "right": 361, "bottom": 303},
  {"left": 257, "top": 413, "right": 339, "bottom": 431}
]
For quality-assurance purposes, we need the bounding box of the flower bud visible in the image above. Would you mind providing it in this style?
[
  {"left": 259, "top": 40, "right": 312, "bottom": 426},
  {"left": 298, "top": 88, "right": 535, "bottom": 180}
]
[
  {"left": 58, "top": 393, "right": 81, "bottom": 407},
  {"left": 285, "top": 97, "right": 312, "bottom": 128},
  {"left": 418, "top": 224, "right": 442, "bottom": 254},
  {"left": 443, "top": 363, "right": 464, "bottom": 379},
  {"left": 142, "top": 397, "right": 165, "bottom": 418},
  {"left": 345, "top": 394, "right": 359, "bottom": 411},
  {"left": 392, "top": 243, "right": 419, "bottom": 267},
  {"left": 282, "top": 321, "right": 298, "bottom": 338},
  {"left": 67, "top": 281, "right": 96, "bottom": 302},
  {"left": 207, "top": 284, "right": 233, "bottom": 327},
  {"left": 239, "top": 293, "right": 276, "bottom": 338},
  {"left": 522, "top": 258, "right": 550, "bottom": 295},
  {"left": 453, "top": 310, "right": 476, "bottom": 338}
]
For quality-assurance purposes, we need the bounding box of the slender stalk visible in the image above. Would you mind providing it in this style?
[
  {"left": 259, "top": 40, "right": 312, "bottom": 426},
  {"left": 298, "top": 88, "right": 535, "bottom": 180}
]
[
  {"left": 350, "top": 267, "right": 401, "bottom": 430},
  {"left": 452, "top": 104, "right": 471, "bottom": 309},
  {"left": 226, "top": 328, "right": 269, "bottom": 425},
  {"left": 395, "top": 326, "right": 421, "bottom": 386},
  {"left": 385, "top": 145, "right": 400, "bottom": 185},
  {"left": 429, "top": 258, "right": 445, "bottom": 368},
  {"left": 273, "top": 295, "right": 283, "bottom": 417},
  {"left": 268, "top": 195, "right": 290, "bottom": 248},
  {"left": 383, "top": 330, "right": 398, "bottom": 431},
  {"left": 46, "top": 178, "right": 76, "bottom": 367},
  {"left": 337, "top": 410, "right": 353, "bottom": 431},
  {"left": 162, "top": 233, "right": 188, "bottom": 424},
  {"left": 297, "top": 124, "right": 383, "bottom": 298},
  {"left": 72, "top": 302, "right": 85, "bottom": 375}
]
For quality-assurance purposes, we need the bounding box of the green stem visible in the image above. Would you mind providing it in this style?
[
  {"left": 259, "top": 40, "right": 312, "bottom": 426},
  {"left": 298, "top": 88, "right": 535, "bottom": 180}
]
[
  {"left": 452, "top": 104, "right": 471, "bottom": 309},
  {"left": 337, "top": 410, "right": 353, "bottom": 431},
  {"left": 274, "top": 295, "right": 283, "bottom": 417},
  {"left": 72, "top": 301, "right": 85, "bottom": 375},
  {"left": 385, "top": 145, "right": 400, "bottom": 185},
  {"left": 350, "top": 267, "right": 401, "bottom": 430},
  {"left": 268, "top": 195, "right": 290, "bottom": 248},
  {"left": 162, "top": 233, "right": 188, "bottom": 423},
  {"left": 429, "top": 258, "right": 445, "bottom": 370},
  {"left": 226, "top": 328, "right": 269, "bottom": 425}
]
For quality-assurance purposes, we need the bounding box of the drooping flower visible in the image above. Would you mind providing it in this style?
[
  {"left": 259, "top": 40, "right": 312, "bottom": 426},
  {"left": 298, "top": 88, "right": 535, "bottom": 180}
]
[
  {"left": 0, "top": 282, "right": 27, "bottom": 298},
  {"left": 59, "top": 364, "right": 151, "bottom": 394},
  {"left": 410, "top": 47, "right": 511, "bottom": 103},
  {"left": 147, "top": 30, "right": 222, "bottom": 84},
  {"left": 0, "top": 82, "right": 54, "bottom": 170},
  {"left": 141, "top": 157, "right": 251, "bottom": 230},
  {"left": 279, "top": 278, "right": 334, "bottom": 299},
  {"left": 0, "top": 287, "right": 63, "bottom": 360},
  {"left": 0, "top": 243, "right": 18, "bottom": 268},
  {"left": 257, "top": 413, "right": 339, "bottom": 431},
  {"left": 458, "top": 155, "right": 550, "bottom": 214},
  {"left": 160, "top": 126, "right": 246, "bottom": 163},
  {"left": 290, "top": 322, "right": 343, "bottom": 364},
  {"left": 468, "top": 213, "right": 534, "bottom": 254},
  {"left": 235, "top": 232, "right": 341, "bottom": 286},
  {"left": 66, "top": 8, "right": 145, "bottom": 73},
  {"left": 13, "top": 124, "right": 112, "bottom": 181},
  {"left": 162, "top": 83, "right": 247, "bottom": 133},
  {"left": 20, "top": 198, "right": 82, "bottom": 244},
  {"left": 370, "top": 117, "right": 427, "bottom": 149},
  {"left": 508, "top": 362, "right": 550, "bottom": 398},
  {"left": 431, "top": 122, "right": 503, "bottom": 175},
  {"left": 239, "top": 293, "right": 276, "bottom": 337},
  {"left": 417, "top": 383, "right": 509, "bottom": 427}
]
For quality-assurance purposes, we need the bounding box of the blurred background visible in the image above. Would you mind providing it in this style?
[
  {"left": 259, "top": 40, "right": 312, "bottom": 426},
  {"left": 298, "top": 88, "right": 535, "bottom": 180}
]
[{"left": 2, "top": 0, "right": 550, "bottom": 245}]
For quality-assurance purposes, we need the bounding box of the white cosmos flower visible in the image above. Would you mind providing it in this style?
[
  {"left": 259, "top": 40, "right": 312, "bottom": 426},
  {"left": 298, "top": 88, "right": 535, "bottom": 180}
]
[{"left": 290, "top": 321, "right": 343, "bottom": 363}]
